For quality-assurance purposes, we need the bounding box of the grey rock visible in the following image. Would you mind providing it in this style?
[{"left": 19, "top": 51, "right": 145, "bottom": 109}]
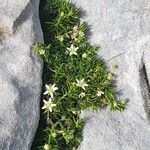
[
  {"left": 0, "top": 0, "right": 43, "bottom": 149},
  {"left": 71, "top": 0, "right": 150, "bottom": 150}
]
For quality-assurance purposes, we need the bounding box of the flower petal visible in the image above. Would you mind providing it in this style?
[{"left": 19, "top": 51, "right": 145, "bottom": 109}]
[
  {"left": 50, "top": 93, "right": 54, "bottom": 98},
  {"left": 42, "top": 106, "right": 46, "bottom": 110},
  {"left": 44, "top": 91, "right": 48, "bottom": 95},
  {"left": 45, "top": 84, "right": 49, "bottom": 89},
  {"left": 43, "top": 100, "right": 47, "bottom": 104},
  {"left": 49, "top": 108, "right": 52, "bottom": 112}
]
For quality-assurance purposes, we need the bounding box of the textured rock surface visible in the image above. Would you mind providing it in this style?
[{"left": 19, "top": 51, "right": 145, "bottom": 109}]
[
  {"left": 71, "top": 0, "right": 150, "bottom": 150},
  {"left": 0, "top": 0, "right": 43, "bottom": 149}
]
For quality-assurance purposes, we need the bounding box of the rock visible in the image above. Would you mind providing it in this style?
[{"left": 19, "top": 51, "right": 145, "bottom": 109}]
[
  {"left": 0, "top": 0, "right": 43, "bottom": 149},
  {"left": 71, "top": 0, "right": 150, "bottom": 150}
]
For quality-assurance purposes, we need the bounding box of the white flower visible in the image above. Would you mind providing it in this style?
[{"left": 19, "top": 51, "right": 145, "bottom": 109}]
[
  {"left": 79, "top": 92, "right": 86, "bottom": 98},
  {"left": 32, "top": 43, "right": 45, "bottom": 56},
  {"left": 73, "top": 26, "right": 78, "bottom": 31},
  {"left": 39, "top": 48, "right": 45, "bottom": 55},
  {"left": 44, "top": 84, "right": 58, "bottom": 98},
  {"left": 67, "top": 44, "right": 78, "bottom": 56},
  {"left": 82, "top": 53, "right": 87, "bottom": 58},
  {"left": 56, "top": 35, "right": 64, "bottom": 42},
  {"left": 42, "top": 98, "right": 56, "bottom": 112},
  {"left": 76, "top": 78, "right": 88, "bottom": 90},
  {"left": 97, "top": 90, "right": 104, "bottom": 97},
  {"left": 44, "top": 144, "right": 50, "bottom": 150}
]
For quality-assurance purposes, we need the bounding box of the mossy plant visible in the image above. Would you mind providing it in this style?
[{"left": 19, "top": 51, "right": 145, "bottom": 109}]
[{"left": 32, "top": 0, "right": 126, "bottom": 149}]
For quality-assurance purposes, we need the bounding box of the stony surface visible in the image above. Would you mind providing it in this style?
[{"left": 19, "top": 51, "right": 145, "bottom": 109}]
[
  {"left": 71, "top": 0, "right": 150, "bottom": 150},
  {"left": 0, "top": 0, "right": 43, "bottom": 149}
]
